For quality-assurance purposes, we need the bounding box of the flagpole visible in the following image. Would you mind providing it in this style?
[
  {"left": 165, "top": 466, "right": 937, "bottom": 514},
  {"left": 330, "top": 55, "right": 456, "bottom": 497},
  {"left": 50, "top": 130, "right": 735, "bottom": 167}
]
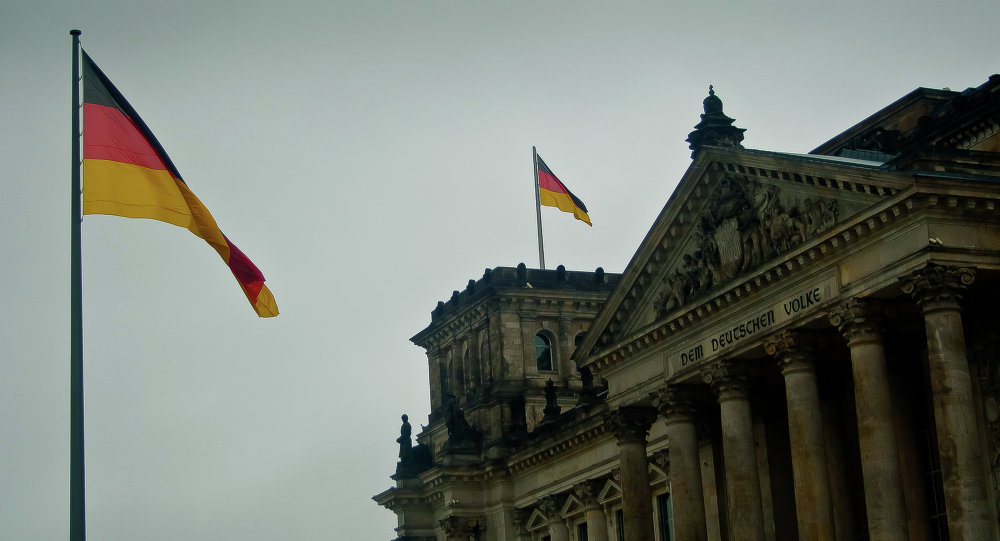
[
  {"left": 532, "top": 146, "right": 545, "bottom": 270},
  {"left": 69, "top": 28, "right": 86, "bottom": 541}
]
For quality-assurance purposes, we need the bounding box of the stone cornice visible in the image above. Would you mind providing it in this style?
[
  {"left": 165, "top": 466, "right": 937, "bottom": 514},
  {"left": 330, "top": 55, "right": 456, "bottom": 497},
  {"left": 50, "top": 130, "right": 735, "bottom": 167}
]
[{"left": 507, "top": 414, "right": 612, "bottom": 475}]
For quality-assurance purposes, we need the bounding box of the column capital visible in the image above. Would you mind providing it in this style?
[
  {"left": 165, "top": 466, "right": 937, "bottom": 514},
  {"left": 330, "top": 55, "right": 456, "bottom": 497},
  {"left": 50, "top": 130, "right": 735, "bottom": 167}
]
[
  {"left": 609, "top": 406, "right": 658, "bottom": 444},
  {"left": 652, "top": 384, "right": 699, "bottom": 423},
  {"left": 701, "top": 358, "right": 751, "bottom": 401},
  {"left": 572, "top": 479, "right": 603, "bottom": 509},
  {"left": 764, "top": 329, "right": 820, "bottom": 375},
  {"left": 537, "top": 495, "right": 564, "bottom": 518},
  {"left": 900, "top": 262, "right": 975, "bottom": 313},
  {"left": 828, "top": 298, "right": 883, "bottom": 346},
  {"left": 440, "top": 516, "right": 483, "bottom": 540}
]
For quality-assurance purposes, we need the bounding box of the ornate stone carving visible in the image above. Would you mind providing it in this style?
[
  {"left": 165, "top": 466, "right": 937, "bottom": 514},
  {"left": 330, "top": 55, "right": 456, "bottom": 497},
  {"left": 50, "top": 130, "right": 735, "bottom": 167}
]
[
  {"left": 652, "top": 384, "right": 699, "bottom": 422},
  {"left": 542, "top": 379, "right": 561, "bottom": 422},
  {"left": 397, "top": 414, "right": 412, "bottom": 460},
  {"left": 655, "top": 175, "right": 839, "bottom": 318},
  {"left": 573, "top": 479, "right": 602, "bottom": 508},
  {"left": 440, "top": 516, "right": 483, "bottom": 541},
  {"left": 442, "top": 394, "right": 481, "bottom": 454},
  {"left": 394, "top": 413, "right": 433, "bottom": 478},
  {"left": 686, "top": 86, "right": 746, "bottom": 156},
  {"left": 608, "top": 406, "right": 658, "bottom": 444},
  {"left": 651, "top": 449, "right": 671, "bottom": 472},
  {"left": 701, "top": 358, "right": 751, "bottom": 400},
  {"left": 763, "top": 330, "right": 820, "bottom": 375},
  {"left": 828, "top": 298, "right": 883, "bottom": 346},
  {"left": 900, "top": 263, "right": 976, "bottom": 312},
  {"left": 536, "top": 496, "right": 563, "bottom": 519}
]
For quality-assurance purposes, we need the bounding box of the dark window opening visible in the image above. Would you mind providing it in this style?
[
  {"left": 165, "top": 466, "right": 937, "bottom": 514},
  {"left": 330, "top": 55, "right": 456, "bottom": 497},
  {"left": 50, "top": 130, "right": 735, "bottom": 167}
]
[{"left": 536, "top": 333, "right": 553, "bottom": 371}]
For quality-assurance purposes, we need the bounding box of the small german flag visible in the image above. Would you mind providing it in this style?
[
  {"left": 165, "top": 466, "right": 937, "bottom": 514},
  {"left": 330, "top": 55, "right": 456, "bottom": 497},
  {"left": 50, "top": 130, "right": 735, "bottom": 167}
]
[
  {"left": 81, "top": 50, "right": 278, "bottom": 317},
  {"left": 536, "top": 154, "right": 591, "bottom": 226}
]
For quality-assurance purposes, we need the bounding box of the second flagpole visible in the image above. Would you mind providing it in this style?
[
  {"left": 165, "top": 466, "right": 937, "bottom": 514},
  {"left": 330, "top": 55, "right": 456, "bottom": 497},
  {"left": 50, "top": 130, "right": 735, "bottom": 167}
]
[{"left": 532, "top": 146, "right": 545, "bottom": 270}]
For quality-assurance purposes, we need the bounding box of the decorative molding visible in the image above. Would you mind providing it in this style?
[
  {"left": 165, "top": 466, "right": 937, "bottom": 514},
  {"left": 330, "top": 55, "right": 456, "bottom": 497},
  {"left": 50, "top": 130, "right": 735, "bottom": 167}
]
[
  {"left": 763, "top": 329, "right": 820, "bottom": 375},
  {"left": 701, "top": 359, "right": 751, "bottom": 400},
  {"left": 440, "top": 515, "right": 483, "bottom": 540},
  {"left": 652, "top": 385, "right": 699, "bottom": 422},
  {"left": 829, "top": 298, "right": 883, "bottom": 347},
  {"left": 608, "top": 406, "right": 658, "bottom": 444}
]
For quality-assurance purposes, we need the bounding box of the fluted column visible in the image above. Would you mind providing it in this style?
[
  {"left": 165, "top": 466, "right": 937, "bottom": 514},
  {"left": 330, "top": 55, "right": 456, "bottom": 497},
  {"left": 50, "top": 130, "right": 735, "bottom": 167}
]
[
  {"left": 764, "top": 330, "right": 835, "bottom": 541},
  {"left": 610, "top": 406, "right": 658, "bottom": 541},
  {"left": 575, "top": 481, "right": 610, "bottom": 541},
  {"left": 653, "top": 386, "right": 708, "bottom": 541},
  {"left": 701, "top": 359, "right": 765, "bottom": 541},
  {"left": 829, "top": 299, "right": 907, "bottom": 541},
  {"left": 901, "top": 263, "right": 991, "bottom": 540},
  {"left": 538, "top": 496, "right": 569, "bottom": 541}
]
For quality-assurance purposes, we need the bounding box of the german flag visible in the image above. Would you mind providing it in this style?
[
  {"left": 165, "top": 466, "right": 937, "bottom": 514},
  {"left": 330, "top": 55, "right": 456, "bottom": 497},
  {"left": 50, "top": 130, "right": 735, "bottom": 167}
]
[
  {"left": 536, "top": 154, "right": 591, "bottom": 226},
  {"left": 81, "top": 50, "right": 278, "bottom": 317}
]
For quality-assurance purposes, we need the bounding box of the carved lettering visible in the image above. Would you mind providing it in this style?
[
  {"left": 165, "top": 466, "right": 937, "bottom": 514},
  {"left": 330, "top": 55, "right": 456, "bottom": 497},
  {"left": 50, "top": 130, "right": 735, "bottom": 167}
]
[
  {"left": 783, "top": 287, "right": 822, "bottom": 316},
  {"left": 669, "top": 279, "right": 836, "bottom": 374},
  {"left": 710, "top": 309, "right": 775, "bottom": 352},
  {"left": 680, "top": 344, "right": 704, "bottom": 366}
]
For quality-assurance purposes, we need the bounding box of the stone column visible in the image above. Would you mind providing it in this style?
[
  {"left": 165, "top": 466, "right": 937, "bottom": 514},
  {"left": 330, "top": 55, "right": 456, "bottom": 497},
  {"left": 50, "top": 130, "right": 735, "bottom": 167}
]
[
  {"left": 829, "top": 299, "right": 907, "bottom": 541},
  {"left": 538, "top": 497, "right": 569, "bottom": 541},
  {"left": 574, "top": 481, "right": 610, "bottom": 541},
  {"left": 763, "top": 330, "right": 836, "bottom": 541},
  {"left": 901, "top": 264, "right": 992, "bottom": 540},
  {"left": 653, "top": 385, "right": 708, "bottom": 541},
  {"left": 610, "top": 406, "right": 658, "bottom": 541},
  {"left": 701, "top": 359, "right": 765, "bottom": 541}
]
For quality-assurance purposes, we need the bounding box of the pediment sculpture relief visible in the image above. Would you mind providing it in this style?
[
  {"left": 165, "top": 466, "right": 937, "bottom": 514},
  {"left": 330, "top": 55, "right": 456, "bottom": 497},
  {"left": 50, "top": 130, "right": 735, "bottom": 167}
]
[{"left": 655, "top": 176, "right": 839, "bottom": 317}]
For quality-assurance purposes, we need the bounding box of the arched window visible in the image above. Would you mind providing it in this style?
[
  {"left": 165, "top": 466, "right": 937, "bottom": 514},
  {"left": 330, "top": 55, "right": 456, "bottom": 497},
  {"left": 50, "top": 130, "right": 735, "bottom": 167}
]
[
  {"left": 535, "top": 333, "right": 554, "bottom": 371},
  {"left": 574, "top": 332, "right": 585, "bottom": 349}
]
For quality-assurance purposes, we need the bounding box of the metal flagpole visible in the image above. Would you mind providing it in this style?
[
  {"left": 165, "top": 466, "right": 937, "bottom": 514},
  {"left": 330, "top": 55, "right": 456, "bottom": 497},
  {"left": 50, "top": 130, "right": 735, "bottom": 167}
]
[
  {"left": 532, "top": 146, "right": 545, "bottom": 270},
  {"left": 69, "top": 28, "right": 86, "bottom": 541}
]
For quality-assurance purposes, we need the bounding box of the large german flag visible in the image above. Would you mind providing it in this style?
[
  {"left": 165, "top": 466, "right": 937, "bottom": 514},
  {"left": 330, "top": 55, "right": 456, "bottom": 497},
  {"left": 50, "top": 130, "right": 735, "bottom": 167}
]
[
  {"left": 82, "top": 50, "right": 278, "bottom": 317},
  {"left": 536, "top": 154, "right": 591, "bottom": 226}
]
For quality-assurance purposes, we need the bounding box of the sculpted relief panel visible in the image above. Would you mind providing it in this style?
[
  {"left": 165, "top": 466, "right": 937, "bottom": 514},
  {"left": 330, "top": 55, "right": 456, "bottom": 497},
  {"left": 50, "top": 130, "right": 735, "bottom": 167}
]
[{"left": 655, "top": 175, "right": 839, "bottom": 318}]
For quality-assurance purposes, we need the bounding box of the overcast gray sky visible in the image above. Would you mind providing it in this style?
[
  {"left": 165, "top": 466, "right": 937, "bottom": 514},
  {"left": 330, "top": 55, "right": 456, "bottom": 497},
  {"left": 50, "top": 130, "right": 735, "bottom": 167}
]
[{"left": 1, "top": 1, "right": 996, "bottom": 539}]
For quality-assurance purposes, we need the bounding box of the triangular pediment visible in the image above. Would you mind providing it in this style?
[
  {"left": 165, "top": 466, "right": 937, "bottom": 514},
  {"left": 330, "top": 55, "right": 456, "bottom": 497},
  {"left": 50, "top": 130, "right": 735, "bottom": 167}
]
[
  {"left": 598, "top": 478, "right": 622, "bottom": 505},
  {"left": 560, "top": 494, "right": 584, "bottom": 517},
  {"left": 525, "top": 508, "right": 549, "bottom": 531},
  {"left": 579, "top": 146, "right": 912, "bottom": 358},
  {"left": 648, "top": 462, "right": 668, "bottom": 486}
]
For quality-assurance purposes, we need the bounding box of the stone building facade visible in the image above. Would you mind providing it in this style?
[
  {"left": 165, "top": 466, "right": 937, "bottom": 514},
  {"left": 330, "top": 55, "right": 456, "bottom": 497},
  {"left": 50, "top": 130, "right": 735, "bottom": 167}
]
[{"left": 375, "top": 75, "right": 1000, "bottom": 541}]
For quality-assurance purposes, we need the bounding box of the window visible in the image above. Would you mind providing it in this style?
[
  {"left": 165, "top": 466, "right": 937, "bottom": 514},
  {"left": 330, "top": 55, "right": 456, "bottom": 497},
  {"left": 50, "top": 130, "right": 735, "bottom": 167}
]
[
  {"left": 657, "top": 493, "right": 674, "bottom": 541},
  {"left": 577, "top": 521, "right": 589, "bottom": 541},
  {"left": 575, "top": 332, "right": 585, "bottom": 349},
  {"left": 535, "top": 333, "right": 553, "bottom": 371}
]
